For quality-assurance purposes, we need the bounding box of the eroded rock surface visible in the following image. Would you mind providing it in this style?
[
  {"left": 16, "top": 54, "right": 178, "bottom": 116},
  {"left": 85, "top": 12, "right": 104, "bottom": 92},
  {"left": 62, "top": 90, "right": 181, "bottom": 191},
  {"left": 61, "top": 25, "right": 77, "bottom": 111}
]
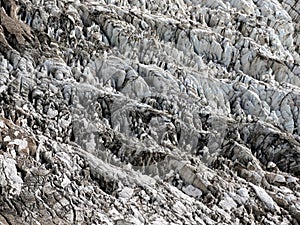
[{"left": 0, "top": 0, "right": 300, "bottom": 224}]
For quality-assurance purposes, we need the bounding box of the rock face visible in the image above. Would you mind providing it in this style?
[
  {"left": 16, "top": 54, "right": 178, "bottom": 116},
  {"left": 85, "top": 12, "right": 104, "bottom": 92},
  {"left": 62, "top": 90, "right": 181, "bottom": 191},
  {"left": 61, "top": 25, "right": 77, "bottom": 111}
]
[{"left": 0, "top": 0, "right": 300, "bottom": 224}]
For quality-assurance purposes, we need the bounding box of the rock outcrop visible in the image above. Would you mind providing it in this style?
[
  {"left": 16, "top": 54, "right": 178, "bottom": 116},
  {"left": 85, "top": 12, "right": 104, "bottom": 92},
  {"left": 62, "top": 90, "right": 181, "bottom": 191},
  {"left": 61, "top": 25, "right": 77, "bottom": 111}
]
[{"left": 0, "top": 0, "right": 300, "bottom": 224}]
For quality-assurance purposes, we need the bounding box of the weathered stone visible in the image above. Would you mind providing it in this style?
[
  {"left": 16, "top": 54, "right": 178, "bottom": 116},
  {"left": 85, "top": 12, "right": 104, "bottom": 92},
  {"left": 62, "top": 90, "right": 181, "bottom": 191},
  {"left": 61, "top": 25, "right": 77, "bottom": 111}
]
[{"left": 0, "top": 0, "right": 299, "bottom": 224}]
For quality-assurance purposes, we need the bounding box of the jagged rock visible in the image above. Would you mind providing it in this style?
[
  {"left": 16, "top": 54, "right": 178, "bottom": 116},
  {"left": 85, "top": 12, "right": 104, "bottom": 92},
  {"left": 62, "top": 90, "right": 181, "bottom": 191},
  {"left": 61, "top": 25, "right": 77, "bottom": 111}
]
[{"left": 0, "top": 0, "right": 299, "bottom": 224}]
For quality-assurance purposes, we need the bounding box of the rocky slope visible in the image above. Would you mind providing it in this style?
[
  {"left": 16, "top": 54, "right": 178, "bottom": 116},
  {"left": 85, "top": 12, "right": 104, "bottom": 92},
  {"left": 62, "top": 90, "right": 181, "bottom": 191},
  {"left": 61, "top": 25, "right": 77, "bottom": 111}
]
[{"left": 0, "top": 0, "right": 300, "bottom": 224}]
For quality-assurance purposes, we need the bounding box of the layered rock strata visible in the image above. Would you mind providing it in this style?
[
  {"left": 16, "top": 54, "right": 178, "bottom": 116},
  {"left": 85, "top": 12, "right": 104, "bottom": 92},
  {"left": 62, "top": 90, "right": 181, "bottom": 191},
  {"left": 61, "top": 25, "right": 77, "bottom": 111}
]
[{"left": 0, "top": 0, "right": 300, "bottom": 224}]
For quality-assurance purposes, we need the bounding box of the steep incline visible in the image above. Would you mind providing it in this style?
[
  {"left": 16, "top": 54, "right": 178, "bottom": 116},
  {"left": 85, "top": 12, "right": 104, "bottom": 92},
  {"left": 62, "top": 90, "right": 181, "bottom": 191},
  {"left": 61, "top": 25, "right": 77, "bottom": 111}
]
[{"left": 0, "top": 0, "right": 300, "bottom": 224}]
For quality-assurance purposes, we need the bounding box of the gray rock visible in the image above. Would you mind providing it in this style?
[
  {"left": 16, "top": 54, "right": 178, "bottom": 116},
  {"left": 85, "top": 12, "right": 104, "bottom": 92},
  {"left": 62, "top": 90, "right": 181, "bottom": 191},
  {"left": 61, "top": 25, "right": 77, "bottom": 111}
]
[{"left": 0, "top": 0, "right": 299, "bottom": 224}]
